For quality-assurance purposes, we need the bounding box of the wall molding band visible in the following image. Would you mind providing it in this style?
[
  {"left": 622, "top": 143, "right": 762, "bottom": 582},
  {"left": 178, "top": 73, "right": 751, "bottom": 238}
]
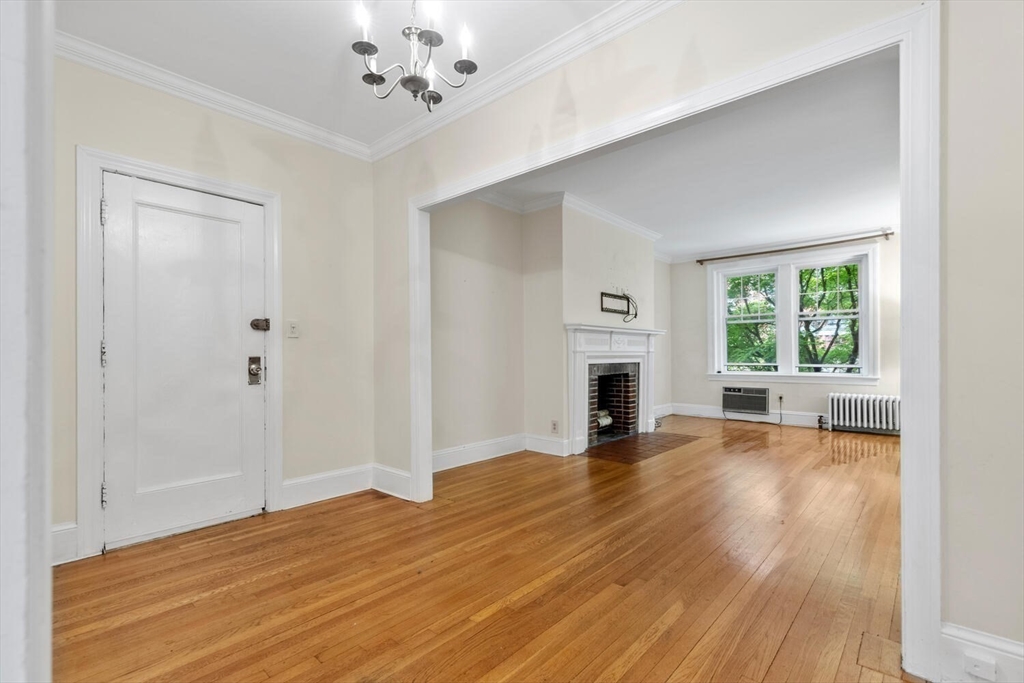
[
  {"left": 671, "top": 403, "right": 824, "bottom": 429},
  {"left": 51, "top": 524, "right": 79, "bottom": 566},
  {"left": 524, "top": 435, "right": 572, "bottom": 457},
  {"left": 55, "top": 32, "right": 373, "bottom": 162},
  {"left": 940, "top": 623, "right": 1024, "bottom": 683},
  {"left": 476, "top": 190, "right": 662, "bottom": 242},
  {"left": 54, "top": 2, "right": 681, "bottom": 164},
  {"left": 280, "top": 465, "right": 373, "bottom": 510},
  {"left": 433, "top": 434, "right": 525, "bottom": 472},
  {"left": 367, "top": 1, "right": 682, "bottom": 160},
  {"left": 561, "top": 193, "right": 662, "bottom": 241},
  {"left": 371, "top": 464, "right": 413, "bottom": 501},
  {"left": 653, "top": 404, "right": 674, "bottom": 418}
]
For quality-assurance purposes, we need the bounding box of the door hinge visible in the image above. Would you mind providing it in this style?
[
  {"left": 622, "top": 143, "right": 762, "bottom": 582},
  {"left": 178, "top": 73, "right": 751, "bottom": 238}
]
[
  {"left": 100, "top": 339, "right": 107, "bottom": 367},
  {"left": 100, "top": 197, "right": 108, "bottom": 227},
  {"left": 100, "top": 481, "right": 108, "bottom": 509}
]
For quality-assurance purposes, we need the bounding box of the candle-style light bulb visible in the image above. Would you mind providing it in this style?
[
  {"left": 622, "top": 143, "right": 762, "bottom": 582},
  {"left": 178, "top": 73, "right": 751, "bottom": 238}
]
[
  {"left": 422, "top": 1, "right": 441, "bottom": 29},
  {"left": 460, "top": 24, "right": 471, "bottom": 60},
  {"left": 355, "top": 2, "right": 371, "bottom": 42},
  {"left": 425, "top": 62, "right": 436, "bottom": 90}
]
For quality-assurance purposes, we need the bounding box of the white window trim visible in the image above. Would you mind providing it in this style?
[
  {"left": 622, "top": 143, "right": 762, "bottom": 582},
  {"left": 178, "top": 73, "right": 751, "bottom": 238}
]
[{"left": 706, "top": 242, "right": 881, "bottom": 384}]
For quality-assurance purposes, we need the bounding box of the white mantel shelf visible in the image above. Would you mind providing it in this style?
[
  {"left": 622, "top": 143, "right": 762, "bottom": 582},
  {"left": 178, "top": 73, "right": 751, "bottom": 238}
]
[{"left": 565, "top": 324, "right": 665, "bottom": 455}]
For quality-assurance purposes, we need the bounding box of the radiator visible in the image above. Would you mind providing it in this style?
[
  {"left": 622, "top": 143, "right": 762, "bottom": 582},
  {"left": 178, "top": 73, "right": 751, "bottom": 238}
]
[{"left": 828, "top": 393, "right": 901, "bottom": 435}]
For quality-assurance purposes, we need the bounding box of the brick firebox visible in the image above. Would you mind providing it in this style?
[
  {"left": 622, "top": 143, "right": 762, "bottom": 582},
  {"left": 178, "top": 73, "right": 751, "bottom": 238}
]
[{"left": 588, "top": 363, "right": 639, "bottom": 446}]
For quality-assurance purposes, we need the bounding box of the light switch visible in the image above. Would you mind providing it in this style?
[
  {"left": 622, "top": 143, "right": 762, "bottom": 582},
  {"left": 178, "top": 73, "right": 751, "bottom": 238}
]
[{"left": 286, "top": 320, "right": 300, "bottom": 338}]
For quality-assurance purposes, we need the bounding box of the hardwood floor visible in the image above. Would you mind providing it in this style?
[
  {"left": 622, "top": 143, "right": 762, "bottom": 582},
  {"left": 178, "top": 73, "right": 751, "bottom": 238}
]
[{"left": 53, "top": 416, "right": 904, "bottom": 683}]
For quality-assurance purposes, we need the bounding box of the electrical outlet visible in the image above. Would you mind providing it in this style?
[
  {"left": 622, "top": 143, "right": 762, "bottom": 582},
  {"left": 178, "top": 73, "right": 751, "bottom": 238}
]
[
  {"left": 964, "top": 653, "right": 997, "bottom": 682},
  {"left": 550, "top": 420, "right": 559, "bottom": 434},
  {"left": 286, "top": 320, "right": 300, "bottom": 338}
]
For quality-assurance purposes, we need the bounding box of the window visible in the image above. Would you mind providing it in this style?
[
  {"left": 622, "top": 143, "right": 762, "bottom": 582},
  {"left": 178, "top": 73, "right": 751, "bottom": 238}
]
[
  {"left": 725, "top": 272, "right": 777, "bottom": 372},
  {"left": 708, "top": 245, "right": 879, "bottom": 382},
  {"left": 797, "top": 264, "right": 860, "bottom": 373}
]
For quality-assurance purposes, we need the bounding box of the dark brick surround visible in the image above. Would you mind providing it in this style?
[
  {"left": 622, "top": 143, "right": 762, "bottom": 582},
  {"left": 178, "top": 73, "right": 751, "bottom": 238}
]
[{"left": 588, "top": 363, "right": 639, "bottom": 446}]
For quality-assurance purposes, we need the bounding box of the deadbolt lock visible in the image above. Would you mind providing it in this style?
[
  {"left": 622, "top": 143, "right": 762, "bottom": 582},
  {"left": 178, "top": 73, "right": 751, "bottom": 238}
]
[
  {"left": 248, "top": 356, "right": 262, "bottom": 385},
  {"left": 250, "top": 318, "right": 270, "bottom": 331}
]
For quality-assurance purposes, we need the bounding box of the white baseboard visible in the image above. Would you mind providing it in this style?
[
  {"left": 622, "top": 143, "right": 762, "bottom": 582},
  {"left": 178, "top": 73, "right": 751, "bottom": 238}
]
[
  {"left": 654, "top": 403, "right": 674, "bottom": 418},
  {"left": 280, "top": 464, "right": 372, "bottom": 510},
  {"left": 671, "top": 402, "right": 823, "bottom": 428},
  {"left": 372, "top": 464, "right": 412, "bottom": 500},
  {"left": 939, "top": 623, "right": 1024, "bottom": 683},
  {"left": 525, "top": 434, "right": 571, "bottom": 457},
  {"left": 433, "top": 434, "right": 526, "bottom": 472},
  {"left": 52, "top": 522, "right": 79, "bottom": 565}
]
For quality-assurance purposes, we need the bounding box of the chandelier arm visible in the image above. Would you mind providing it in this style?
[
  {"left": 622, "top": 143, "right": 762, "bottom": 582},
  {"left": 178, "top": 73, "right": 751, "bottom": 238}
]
[
  {"left": 364, "top": 54, "right": 407, "bottom": 78},
  {"left": 434, "top": 69, "right": 469, "bottom": 89},
  {"left": 372, "top": 78, "right": 404, "bottom": 100}
]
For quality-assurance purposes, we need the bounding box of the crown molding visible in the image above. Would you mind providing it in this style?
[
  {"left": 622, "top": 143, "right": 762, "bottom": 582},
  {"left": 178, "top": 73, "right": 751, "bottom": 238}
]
[
  {"left": 562, "top": 193, "right": 662, "bottom": 242},
  {"left": 522, "top": 193, "right": 564, "bottom": 214},
  {"left": 654, "top": 250, "right": 674, "bottom": 263},
  {"left": 54, "top": 1, "right": 680, "bottom": 164},
  {"left": 478, "top": 189, "right": 661, "bottom": 242},
  {"left": 367, "top": 0, "right": 683, "bottom": 161},
  {"left": 476, "top": 190, "right": 523, "bottom": 214},
  {"left": 54, "top": 31, "right": 373, "bottom": 162}
]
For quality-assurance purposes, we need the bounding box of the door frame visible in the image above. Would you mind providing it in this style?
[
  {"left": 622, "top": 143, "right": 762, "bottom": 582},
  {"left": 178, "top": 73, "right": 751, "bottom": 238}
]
[
  {"left": 407, "top": 3, "right": 940, "bottom": 679},
  {"left": 75, "top": 146, "right": 284, "bottom": 557}
]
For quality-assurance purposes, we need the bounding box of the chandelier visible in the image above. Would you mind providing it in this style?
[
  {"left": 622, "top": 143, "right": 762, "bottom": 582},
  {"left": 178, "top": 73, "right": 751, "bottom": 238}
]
[{"left": 351, "top": 1, "right": 478, "bottom": 112}]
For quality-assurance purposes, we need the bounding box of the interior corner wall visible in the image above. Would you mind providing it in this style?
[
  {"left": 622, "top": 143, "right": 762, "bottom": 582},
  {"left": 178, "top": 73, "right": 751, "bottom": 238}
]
[
  {"left": 670, "top": 234, "right": 901, "bottom": 416},
  {"left": 653, "top": 260, "right": 673, "bottom": 409},
  {"left": 942, "top": 0, "right": 1024, "bottom": 643},
  {"left": 561, "top": 205, "right": 656, "bottom": 329},
  {"left": 430, "top": 199, "right": 525, "bottom": 451},
  {"left": 53, "top": 59, "right": 376, "bottom": 524},
  {"left": 522, "top": 206, "right": 567, "bottom": 439}
]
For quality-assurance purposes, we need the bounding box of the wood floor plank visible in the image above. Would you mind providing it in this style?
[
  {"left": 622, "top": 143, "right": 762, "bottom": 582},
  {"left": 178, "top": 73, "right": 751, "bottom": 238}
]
[{"left": 53, "top": 417, "right": 902, "bottom": 683}]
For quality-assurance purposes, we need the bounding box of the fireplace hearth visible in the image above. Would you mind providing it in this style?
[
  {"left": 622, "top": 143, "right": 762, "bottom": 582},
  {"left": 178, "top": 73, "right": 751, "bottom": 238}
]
[{"left": 588, "top": 363, "right": 639, "bottom": 446}]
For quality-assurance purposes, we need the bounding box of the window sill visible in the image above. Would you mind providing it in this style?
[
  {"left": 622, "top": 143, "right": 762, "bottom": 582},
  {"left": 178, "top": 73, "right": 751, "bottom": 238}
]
[{"left": 706, "top": 372, "right": 880, "bottom": 385}]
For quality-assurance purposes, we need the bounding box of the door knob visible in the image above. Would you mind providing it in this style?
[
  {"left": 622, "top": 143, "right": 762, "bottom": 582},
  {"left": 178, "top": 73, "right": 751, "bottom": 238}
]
[{"left": 248, "top": 356, "right": 262, "bottom": 385}]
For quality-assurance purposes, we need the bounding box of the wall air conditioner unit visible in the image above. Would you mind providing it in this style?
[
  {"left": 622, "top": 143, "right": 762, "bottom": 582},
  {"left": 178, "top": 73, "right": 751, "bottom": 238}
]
[{"left": 723, "top": 387, "right": 770, "bottom": 415}]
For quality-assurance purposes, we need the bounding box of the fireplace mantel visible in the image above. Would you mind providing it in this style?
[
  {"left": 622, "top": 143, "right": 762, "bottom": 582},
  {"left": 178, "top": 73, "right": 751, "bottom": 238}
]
[{"left": 565, "top": 324, "right": 665, "bottom": 455}]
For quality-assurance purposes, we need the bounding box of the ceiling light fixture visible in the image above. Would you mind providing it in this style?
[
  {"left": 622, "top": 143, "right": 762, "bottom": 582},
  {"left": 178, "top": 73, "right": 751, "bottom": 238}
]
[{"left": 352, "top": 0, "right": 478, "bottom": 112}]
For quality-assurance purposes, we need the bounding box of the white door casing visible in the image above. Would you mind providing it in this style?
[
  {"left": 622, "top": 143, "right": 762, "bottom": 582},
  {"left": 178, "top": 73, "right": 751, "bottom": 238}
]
[{"left": 102, "top": 172, "right": 266, "bottom": 548}]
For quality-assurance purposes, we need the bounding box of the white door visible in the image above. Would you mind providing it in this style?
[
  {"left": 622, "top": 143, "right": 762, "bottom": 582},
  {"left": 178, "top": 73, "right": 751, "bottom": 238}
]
[{"left": 102, "top": 172, "right": 266, "bottom": 548}]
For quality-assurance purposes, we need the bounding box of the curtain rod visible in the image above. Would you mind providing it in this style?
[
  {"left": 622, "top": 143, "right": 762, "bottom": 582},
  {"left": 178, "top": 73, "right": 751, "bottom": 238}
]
[{"left": 696, "top": 229, "right": 894, "bottom": 265}]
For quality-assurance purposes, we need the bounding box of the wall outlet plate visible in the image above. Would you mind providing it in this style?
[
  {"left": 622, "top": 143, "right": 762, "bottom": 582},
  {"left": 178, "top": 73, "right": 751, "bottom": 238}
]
[
  {"left": 550, "top": 420, "right": 559, "bottom": 434},
  {"left": 964, "top": 653, "right": 997, "bottom": 682}
]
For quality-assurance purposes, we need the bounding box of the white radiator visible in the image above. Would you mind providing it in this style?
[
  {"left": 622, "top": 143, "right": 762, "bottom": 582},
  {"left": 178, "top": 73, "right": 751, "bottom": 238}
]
[{"left": 828, "top": 393, "right": 901, "bottom": 435}]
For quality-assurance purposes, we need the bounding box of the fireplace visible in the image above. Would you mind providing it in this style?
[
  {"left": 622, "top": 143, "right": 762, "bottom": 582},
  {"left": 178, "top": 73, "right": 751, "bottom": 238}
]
[
  {"left": 588, "top": 363, "right": 639, "bottom": 445},
  {"left": 566, "top": 325, "right": 664, "bottom": 455}
]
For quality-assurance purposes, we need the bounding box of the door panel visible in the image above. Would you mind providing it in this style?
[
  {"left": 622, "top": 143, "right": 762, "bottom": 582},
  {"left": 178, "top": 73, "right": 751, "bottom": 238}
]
[{"left": 103, "top": 172, "right": 266, "bottom": 548}]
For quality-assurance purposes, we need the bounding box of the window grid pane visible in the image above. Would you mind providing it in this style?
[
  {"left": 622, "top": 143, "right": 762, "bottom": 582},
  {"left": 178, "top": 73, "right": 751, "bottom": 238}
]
[
  {"left": 797, "top": 261, "right": 862, "bottom": 373},
  {"left": 725, "top": 271, "right": 777, "bottom": 372}
]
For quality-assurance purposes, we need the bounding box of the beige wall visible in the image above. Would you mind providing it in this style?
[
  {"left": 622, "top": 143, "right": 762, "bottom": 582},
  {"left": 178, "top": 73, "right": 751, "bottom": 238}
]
[
  {"left": 654, "top": 260, "right": 673, "bottom": 409},
  {"left": 53, "top": 59, "right": 376, "bottom": 523},
  {"left": 562, "top": 205, "right": 656, "bottom": 329},
  {"left": 430, "top": 200, "right": 524, "bottom": 450},
  {"left": 942, "top": 0, "right": 1024, "bottom": 642},
  {"left": 523, "top": 206, "right": 567, "bottom": 438},
  {"left": 670, "top": 235, "right": 901, "bottom": 416},
  {"left": 372, "top": 0, "right": 920, "bottom": 470}
]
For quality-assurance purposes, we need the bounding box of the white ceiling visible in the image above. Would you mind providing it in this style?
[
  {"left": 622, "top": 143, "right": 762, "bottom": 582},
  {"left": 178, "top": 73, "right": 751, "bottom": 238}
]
[
  {"left": 476, "top": 48, "right": 900, "bottom": 260},
  {"left": 55, "top": 0, "right": 632, "bottom": 154}
]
